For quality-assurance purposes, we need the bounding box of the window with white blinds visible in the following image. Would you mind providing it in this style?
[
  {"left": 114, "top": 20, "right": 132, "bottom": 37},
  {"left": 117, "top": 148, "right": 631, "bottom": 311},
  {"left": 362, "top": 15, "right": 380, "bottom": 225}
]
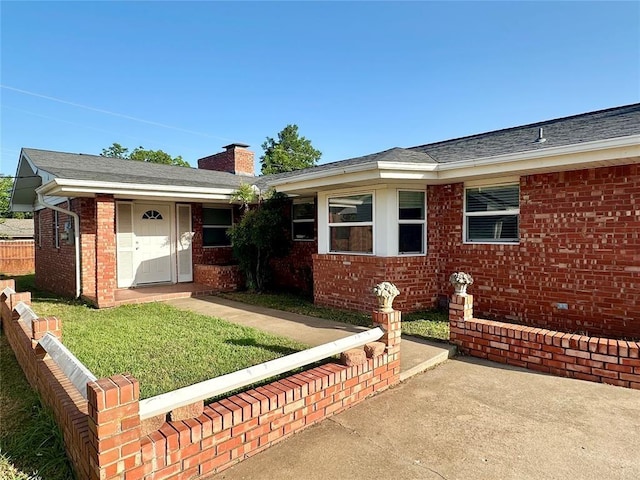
[{"left": 464, "top": 184, "right": 519, "bottom": 243}]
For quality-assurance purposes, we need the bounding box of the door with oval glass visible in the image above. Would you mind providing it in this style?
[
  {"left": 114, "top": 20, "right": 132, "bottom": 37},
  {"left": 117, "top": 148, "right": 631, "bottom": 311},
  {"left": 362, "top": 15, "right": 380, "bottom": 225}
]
[{"left": 132, "top": 203, "right": 172, "bottom": 285}]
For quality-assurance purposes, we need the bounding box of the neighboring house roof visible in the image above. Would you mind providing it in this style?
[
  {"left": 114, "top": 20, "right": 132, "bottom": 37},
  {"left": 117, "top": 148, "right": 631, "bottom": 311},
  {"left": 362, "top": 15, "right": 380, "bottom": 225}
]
[
  {"left": 0, "top": 218, "right": 34, "bottom": 239},
  {"left": 23, "top": 148, "right": 252, "bottom": 189}
]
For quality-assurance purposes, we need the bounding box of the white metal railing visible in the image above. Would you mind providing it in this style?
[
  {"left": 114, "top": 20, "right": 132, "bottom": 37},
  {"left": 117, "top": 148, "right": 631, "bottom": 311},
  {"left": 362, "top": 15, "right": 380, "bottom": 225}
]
[
  {"left": 38, "top": 333, "right": 97, "bottom": 399},
  {"left": 138, "top": 327, "right": 384, "bottom": 420}
]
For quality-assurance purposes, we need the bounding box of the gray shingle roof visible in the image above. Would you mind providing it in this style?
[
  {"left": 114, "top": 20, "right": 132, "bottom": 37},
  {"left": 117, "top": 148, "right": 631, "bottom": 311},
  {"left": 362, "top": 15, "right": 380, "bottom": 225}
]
[
  {"left": 23, "top": 148, "right": 254, "bottom": 189},
  {"left": 0, "top": 219, "right": 34, "bottom": 238},
  {"left": 410, "top": 103, "right": 640, "bottom": 163},
  {"left": 266, "top": 103, "right": 640, "bottom": 183}
]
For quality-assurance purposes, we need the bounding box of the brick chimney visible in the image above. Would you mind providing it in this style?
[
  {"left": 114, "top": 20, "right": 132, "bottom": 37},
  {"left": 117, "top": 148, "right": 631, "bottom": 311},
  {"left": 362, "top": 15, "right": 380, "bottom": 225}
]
[{"left": 197, "top": 143, "right": 255, "bottom": 176}]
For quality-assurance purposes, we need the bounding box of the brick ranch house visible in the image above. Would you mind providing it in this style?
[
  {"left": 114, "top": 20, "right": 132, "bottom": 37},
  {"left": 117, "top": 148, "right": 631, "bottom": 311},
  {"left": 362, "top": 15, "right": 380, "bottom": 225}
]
[{"left": 10, "top": 104, "right": 640, "bottom": 338}]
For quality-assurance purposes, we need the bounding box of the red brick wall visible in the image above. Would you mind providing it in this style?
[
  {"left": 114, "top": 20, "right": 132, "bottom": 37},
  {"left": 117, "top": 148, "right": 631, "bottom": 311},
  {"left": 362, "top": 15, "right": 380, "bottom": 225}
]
[
  {"left": 313, "top": 254, "right": 439, "bottom": 312},
  {"left": 0, "top": 240, "right": 34, "bottom": 275},
  {"left": 449, "top": 294, "right": 640, "bottom": 389},
  {"left": 314, "top": 164, "right": 640, "bottom": 338},
  {"left": 194, "top": 264, "right": 242, "bottom": 291},
  {"left": 34, "top": 205, "right": 77, "bottom": 297},
  {"left": 95, "top": 196, "right": 116, "bottom": 308},
  {"left": 272, "top": 240, "right": 317, "bottom": 296},
  {"left": 434, "top": 164, "right": 640, "bottom": 338},
  {"left": 78, "top": 198, "right": 97, "bottom": 303}
]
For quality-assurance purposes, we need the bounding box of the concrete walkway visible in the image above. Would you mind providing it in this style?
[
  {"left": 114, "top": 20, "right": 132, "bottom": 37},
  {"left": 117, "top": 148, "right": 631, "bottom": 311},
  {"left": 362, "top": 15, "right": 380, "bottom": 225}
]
[
  {"left": 213, "top": 357, "right": 640, "bottom": 480},
  {"left": 167, "top": 296, "right": 455, "bottom": 380}
]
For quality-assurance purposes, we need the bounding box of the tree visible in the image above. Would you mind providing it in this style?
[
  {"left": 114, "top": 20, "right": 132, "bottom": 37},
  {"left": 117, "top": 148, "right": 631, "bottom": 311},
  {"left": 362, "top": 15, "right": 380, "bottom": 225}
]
[
  {"left": 260, "top": 124, "right": 321, "bottom": 175},
  {"left": 100, "top": 142, "right": 129, "bottom": 159},
  {"left": 100, "top": 143, "right": 190, "bottom": 167},
  {"left": 230, "top": 182, "right": 258, "bottom": 213},
  {"left": 228, "top": 191, "right": 291, "bottom": 292},
  {"left": 0, "top": 175, "right": 12, "bottom": 218}
]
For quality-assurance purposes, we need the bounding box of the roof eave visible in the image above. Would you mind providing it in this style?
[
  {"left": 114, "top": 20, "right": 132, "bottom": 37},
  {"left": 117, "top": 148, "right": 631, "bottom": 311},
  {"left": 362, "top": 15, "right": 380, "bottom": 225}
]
[{"left": 36, "top": 178, "right": 238, "bottom": 202}]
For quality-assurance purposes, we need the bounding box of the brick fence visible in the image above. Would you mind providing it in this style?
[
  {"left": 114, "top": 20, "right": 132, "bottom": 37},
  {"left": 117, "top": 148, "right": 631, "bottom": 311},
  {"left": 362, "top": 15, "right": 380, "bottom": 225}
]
[
  {"left": 0, "top": 240, "right": 35, "bottom": 275},
  {"left": 449, "top": 293, "right": 640, "bottom": 389},
  {"left": 1, "top": 278, "right": 402, "bottom": 479}
]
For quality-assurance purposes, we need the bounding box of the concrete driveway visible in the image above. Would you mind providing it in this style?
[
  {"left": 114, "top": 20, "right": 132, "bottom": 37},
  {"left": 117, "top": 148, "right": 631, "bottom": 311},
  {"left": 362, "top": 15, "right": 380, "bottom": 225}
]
[{"left": 214, "top": 357, "right": 640, "bottom": 480}]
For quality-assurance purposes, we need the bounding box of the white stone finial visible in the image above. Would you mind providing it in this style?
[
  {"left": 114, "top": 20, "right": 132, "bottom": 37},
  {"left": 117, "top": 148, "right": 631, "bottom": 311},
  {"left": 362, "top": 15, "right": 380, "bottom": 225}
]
[
  {"left": 449, "top": 271, "right": 473, "bottom": 295},
  {"left": 373, "top": 282, "right": 400, "bottom": 312}
]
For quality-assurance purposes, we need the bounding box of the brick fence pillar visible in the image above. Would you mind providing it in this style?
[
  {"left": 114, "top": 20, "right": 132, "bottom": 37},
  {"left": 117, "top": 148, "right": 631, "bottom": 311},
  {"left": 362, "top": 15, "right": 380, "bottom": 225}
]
[
  {"left": 372, "top": 307, "right": 402, "bottom": 381},
  {"left": 95, "top": 195, "right": 116, "bottom": 308},
  {"left": 0, "top": 278, "right": 16, "bottom": 292},
  {"left": 86, "top": 375, "right": 142, "bottom": 480},
  {"left": 449, "top": 294, "right": 474, "bottom": 348}
]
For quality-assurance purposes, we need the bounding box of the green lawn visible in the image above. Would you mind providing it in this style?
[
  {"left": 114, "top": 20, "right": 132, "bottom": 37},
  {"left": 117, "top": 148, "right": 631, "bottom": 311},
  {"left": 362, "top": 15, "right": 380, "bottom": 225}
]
[{"left": 218, "top": 291, "right": 451, "bottom": 342}]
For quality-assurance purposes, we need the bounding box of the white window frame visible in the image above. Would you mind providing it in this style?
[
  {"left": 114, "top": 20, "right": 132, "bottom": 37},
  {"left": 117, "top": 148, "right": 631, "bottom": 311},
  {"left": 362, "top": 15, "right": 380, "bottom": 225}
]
[
  {"left": 327, "top": 191, "right": 374, "bottom": 255},
  {"left": 463, "top": 182, "right": 520, "bottom": 245},
  {"left": 398, "top": 189, "right": 426, "bottom": 255},
  {"left": 292, "top": 197, "right": 315, "bottom": 241},
  {"left": 54, "top": 210, "right": 60, "bottom": 249},
  {"left": 202, "top": 206, "right": 233, "bottom": 248}
]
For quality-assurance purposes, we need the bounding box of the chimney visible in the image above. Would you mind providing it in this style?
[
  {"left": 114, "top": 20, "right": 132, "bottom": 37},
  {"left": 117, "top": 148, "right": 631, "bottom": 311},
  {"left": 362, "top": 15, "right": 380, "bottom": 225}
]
[{"left": 197, "top": 143, "right": 255, "bottom": 176}]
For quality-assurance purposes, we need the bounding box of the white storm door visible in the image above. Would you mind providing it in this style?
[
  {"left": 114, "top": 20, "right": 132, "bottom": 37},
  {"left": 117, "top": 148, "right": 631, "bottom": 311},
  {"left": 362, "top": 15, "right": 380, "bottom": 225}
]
[
  {"left": 176, "top": 204, "right": 193, "bottom": 282},
  {"left": 133, "top": 204, "right": 172, "bottom": 285}
]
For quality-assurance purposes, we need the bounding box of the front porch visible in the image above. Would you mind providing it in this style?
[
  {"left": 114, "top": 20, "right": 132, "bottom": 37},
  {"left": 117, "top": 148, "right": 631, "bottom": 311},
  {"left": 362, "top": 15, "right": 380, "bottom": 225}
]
[{"left": 114, "top": 282, "right": 217, "bottom": 307}]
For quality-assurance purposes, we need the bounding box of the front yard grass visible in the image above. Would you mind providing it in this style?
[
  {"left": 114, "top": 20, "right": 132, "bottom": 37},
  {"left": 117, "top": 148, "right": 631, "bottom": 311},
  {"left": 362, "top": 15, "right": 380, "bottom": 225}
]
[
  {"left": 31, "top": 301, "right": 308, "bottom": 400},
  {"left": 218, "top": 291, "right": 450, "bottom": 342}
]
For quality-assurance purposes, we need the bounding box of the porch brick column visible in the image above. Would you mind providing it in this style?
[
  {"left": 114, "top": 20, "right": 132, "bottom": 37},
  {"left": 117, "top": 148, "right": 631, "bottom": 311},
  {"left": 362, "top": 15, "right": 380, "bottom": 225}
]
[
  {"left": 86, "top": 375, "right": 143, "bottom": 480},
  {"left": 95, "top": 195, "right": 116, "bottom": 308}
]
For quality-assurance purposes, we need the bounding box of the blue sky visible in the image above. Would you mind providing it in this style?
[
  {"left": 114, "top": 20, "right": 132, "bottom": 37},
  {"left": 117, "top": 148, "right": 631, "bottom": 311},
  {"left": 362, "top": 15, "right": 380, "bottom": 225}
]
[{"left": 1, "top": 1, "right": 639, "bottom": 176}]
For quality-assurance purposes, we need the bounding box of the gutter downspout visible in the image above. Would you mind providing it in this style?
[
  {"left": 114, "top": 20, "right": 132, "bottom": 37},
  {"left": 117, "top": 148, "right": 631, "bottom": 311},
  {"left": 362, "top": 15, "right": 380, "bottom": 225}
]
[{"left": 36, "top": 192, "right": 81, "bottom": 299}]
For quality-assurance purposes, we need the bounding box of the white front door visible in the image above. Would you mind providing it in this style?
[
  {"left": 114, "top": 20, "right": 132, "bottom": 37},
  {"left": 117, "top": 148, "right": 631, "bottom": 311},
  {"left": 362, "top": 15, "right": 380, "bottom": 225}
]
[{"left": 132, "top": 203, "right": 172, "bottom": 285}]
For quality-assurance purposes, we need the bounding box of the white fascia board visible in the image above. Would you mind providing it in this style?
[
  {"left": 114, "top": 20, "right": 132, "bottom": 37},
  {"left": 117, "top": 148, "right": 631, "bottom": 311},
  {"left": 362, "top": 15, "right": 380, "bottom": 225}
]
[
  {"left": 274, "top": 168, "right": 385, "bottom": 193},
  {"left": 266, "top": 162, "right": 381, "bottom": 190},
  {"left": 36, "top": 178, "right": 236, "bottom": 201}
]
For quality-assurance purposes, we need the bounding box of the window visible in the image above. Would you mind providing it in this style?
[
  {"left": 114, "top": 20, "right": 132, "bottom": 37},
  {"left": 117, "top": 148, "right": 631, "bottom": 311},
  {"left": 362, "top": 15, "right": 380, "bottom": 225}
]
[
  {"left": 464, "top": 184, "right": 519, "bottom": 243},
  {"left": 292, "top": 198, "right": 315, "bottom": 241},
  {"left": 142, "top": 210, "right": 163, "bottom": 220},
  {"left": 54, "top": 210, "right": 60, "bottom": 248},
  {"left": 203, "top": 207, "right": 232, "bottom": 247},
  {"left": 398, "top": 190, "right": 426, "bottom": 254},
  {"left": 328, "top": 193, "right": 373, "bottom": 254}
]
